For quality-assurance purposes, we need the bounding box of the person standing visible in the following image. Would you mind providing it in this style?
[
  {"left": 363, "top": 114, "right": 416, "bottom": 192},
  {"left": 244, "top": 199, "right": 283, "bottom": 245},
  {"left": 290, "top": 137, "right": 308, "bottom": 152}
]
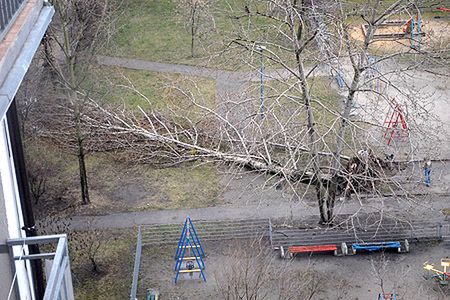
[{"left": 423, "top": 158, "right": 432, "bottom": 187}]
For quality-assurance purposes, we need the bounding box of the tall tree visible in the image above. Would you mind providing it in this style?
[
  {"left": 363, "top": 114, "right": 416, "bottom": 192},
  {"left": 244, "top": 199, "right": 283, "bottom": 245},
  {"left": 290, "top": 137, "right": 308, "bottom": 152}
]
[
  {"left": 177, "top": 0, "right": 215, "bottom": 57},
  {"left": 83, "top": 0, "right": 448, "bottom": 223},
  {"left": 44, "top": 0, "right": 114, "bottom": 204}
]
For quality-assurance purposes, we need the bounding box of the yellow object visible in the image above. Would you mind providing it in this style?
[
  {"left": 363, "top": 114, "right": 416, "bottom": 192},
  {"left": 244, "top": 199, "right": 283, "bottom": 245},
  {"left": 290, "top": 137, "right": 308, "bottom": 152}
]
[
  {"left": 178, "top": 269, "right": 201, "bottom": 273},
  {"left": 423, "top": 259, "right": 450, "bottom": 275},
  {"left": 178, "top": 245, "right": 200, "bottom": 248},
  {"left": 442, "top": 259, "right": 450, "bottom": 273}
]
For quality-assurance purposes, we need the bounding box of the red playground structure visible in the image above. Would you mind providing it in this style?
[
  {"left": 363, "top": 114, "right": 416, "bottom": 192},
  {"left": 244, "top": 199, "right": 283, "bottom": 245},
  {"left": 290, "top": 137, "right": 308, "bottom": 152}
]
[
  {"left": 383, "top": 98, "right": 408, "bottom": 146},
  {"left": 437, "top": 7, "right": 450, "bottom": 12}
]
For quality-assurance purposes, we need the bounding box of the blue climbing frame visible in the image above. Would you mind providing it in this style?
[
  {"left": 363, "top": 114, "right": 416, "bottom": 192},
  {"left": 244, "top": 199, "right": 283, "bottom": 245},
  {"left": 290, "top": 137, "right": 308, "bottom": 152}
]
[{"left": 174, "top": 216, "right": 206, "bottom": 283}]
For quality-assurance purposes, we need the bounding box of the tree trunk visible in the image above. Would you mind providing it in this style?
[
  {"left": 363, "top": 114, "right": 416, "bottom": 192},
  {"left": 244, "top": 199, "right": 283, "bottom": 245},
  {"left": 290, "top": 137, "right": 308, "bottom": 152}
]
[
  {"left": 89, "top": 255, "right": 99, "bottom": 273},
  {"left": 190, "top": 9, "right": 196, "bottom": 57},
  {"left": 74, "top": 99, "right": 90, "bottom": 205},
  {"left": 290, "top": 9, "right": 326, "bottom": 223},
  {"left": 77, "top": 139, "right": 90, "bottom": 205}
]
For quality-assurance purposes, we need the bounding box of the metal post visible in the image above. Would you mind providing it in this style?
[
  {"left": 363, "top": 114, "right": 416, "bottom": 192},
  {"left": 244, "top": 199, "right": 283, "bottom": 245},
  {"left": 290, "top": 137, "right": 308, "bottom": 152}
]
[
  {"left": 256, "top": 44, "right": 266, "bottom": 119},
  {"left": 130, "top": 227, "right": 142, "bottom": 300},
  {"left": 259, "top": 48, "right": 264, "bottom": 119}
]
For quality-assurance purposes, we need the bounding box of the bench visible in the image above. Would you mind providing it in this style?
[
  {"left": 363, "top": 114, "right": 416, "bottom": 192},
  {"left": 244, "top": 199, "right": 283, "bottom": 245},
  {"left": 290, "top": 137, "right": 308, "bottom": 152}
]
[
  {"left": 351, "top": 240, "right": 409, "bottom": 255},
  {"left": 280, "top": 243, "right": 348, "bottom": 259}
]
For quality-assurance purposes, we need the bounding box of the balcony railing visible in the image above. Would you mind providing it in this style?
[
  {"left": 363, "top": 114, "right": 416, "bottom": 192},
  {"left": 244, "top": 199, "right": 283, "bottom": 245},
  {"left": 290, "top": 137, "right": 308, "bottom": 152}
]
[
  {"left": 0, "top": 0, "right": 27, "bottom": 42},
  {"left": 7, "top": 234, "right": 75, "bottom": 300}
]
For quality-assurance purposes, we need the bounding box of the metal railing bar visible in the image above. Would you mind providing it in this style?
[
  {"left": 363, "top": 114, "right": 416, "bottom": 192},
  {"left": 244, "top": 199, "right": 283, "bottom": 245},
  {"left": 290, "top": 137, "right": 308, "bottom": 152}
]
[
  {"left": 7, "top": 234, "right": 66, "bottom": 246},
  {"left": 43, "top": 237, "right": 66, "bottom": 300},
  {"left": 13, "top": 252, "right": 56, "bottom": 260}
]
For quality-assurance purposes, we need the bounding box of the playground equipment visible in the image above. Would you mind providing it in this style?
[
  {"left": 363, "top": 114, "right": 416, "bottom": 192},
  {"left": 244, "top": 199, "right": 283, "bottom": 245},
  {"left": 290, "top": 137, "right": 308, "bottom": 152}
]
[
  {"left": 383, "top": 98, "right": 408, "bottom": 146},
  {"left": 350, "top": 240, "right": 409, "bottom": 255},
  {"left": 361, "top": 1, "right": 424, "bottom": 48},
  {"left": 437, "top": 7, "right": 450, "bottom": 12},
  {"left": 174, "top": 216, "right": 206, "bottom": 283},
  {"left": 423, "top": 259, "right": 450, "bottom": 286},
  {"left": 404, "top": 10, "right": 422, "bottom": 49},
  {"left": 279, "top": 242, "right": 348, "bottom": 259},
  {"left": 378, "top": 293, "right": 397, "bottom": 300}
]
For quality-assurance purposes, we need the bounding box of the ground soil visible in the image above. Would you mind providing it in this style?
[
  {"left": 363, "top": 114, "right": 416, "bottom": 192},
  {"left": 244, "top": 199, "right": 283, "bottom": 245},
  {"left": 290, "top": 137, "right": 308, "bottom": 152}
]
[
  {"left": 138, "top": 239, "right": 449, "bottom": 300},
  {"left": 350, "top": 19, "right": 450, "bottom": 54}
]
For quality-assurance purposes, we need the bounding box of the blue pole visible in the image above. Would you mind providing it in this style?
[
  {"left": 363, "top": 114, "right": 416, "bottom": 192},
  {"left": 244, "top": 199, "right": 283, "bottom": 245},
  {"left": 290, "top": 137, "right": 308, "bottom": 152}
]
[
  {"left": 259, "top": 48, "right": 264, "bottom": 119},
  {"left": 175, "top": 218, "right": 188, "bottom": 261}
]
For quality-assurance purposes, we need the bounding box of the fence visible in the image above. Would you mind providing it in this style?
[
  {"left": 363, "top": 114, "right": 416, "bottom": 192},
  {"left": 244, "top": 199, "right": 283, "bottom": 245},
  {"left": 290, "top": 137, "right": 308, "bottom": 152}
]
[
  {"left": 130, "top": 227, "right": 143, "bottom": 300},
  {"left": 0, "top": 0, "right": 27, "bottom": 42},
  {"left": 270, "top": 220, "right": 448, "bottom": 248}
]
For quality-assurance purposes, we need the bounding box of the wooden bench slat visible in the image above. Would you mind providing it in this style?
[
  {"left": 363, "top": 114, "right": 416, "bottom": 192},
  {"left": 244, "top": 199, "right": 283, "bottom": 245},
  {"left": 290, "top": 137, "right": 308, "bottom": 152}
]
[{"left": 288, "top": 244, "right": 337, "bottom": 253}]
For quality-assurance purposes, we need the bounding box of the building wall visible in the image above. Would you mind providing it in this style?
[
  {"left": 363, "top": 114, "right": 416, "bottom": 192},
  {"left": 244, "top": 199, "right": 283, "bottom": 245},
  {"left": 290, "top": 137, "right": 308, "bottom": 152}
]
[
  {"left": 0, "top": 177, "right": 15, "bottom": 300},
  {"left": 0, "top": 1, "right": 55, "bottom": 298},
  {"left": 0, "top": 116, "right": 34, "bottom": 299}
]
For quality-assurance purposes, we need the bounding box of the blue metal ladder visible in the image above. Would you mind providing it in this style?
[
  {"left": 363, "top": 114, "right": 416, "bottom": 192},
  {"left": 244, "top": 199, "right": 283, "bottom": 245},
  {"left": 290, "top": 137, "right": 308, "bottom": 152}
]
[{"left": 174, "top": 216, "right": 206, "bottom": 283}]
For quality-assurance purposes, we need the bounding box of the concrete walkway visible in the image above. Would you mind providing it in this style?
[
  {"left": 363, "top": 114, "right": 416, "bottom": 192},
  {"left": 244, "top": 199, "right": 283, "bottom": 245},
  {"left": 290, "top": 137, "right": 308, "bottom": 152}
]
[
  {"left": 96, "top": 55, "right": 303, "bottom": 82},
  {"left": 69, "top": 190, "right": 449, "bottom": 230}
]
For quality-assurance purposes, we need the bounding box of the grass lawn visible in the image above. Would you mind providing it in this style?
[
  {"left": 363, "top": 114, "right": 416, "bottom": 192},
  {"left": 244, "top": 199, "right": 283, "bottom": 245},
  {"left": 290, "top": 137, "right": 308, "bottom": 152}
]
[
  {"left": 106, "top": 0, "right": 304, "bottom": 69},
  {"left": 106, "top": 0, "right": 450, "bottom": 70},
  {"left": 247, "top": 75, "right": 342, "bottom": 134},
  {"left": 71, "top": 229, "right": 135, "bottom": 300},
  {"left": 92, "top": 65, "right": 217, "bottom": 119},
  {"left": 27, "top": 140, "right": 223, "bottom": 216},
  {"left": 107, "top": 0, "right": 249, "bottom": 67}
]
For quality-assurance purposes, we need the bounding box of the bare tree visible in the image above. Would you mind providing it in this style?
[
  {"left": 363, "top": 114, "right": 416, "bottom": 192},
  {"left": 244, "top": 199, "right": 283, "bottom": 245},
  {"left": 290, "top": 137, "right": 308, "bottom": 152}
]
[
  {"left": 42, "top": 0, "right": 116, "bottom": 204},
  {"left": 70, "top": 0, "right": 449, "bottom": 225},
  {"left": 177, "top": 0, "right": 216, "bottom": 57},
  {"left": 37, "top": 215, "right": 110, "bottom": 274},
  {"left": 215, "top": 239, "right": 323, "bottom": 299}
]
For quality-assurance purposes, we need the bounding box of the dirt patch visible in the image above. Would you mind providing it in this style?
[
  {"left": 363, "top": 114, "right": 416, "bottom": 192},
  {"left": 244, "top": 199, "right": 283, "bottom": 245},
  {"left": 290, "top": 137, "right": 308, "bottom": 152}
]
[
  {"left": 351, "top": 19, "right": 450, "bottom": 54},
  {"left": 137, "top": 238, "right": 449, "bottom": 299},
  {"left": 108, "top": 182, "right": 157, "bottom": 207}
]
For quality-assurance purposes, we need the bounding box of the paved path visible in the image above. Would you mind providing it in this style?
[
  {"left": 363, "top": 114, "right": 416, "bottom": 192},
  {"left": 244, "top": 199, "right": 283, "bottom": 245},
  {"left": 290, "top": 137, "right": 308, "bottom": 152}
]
[
  {"left": 96, "top": 55, "right": 300, "bottom": 82},
  {"left": 66, "top": 160, "right": 450, "bottom": 230},
  {"left": 69, "top": 191, "right": 449, "bottom": 230}
]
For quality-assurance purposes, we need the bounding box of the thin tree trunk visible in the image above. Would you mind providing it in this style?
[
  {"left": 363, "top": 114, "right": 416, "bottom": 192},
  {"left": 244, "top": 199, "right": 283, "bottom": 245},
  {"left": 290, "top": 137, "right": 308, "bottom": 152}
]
[
  {"left": 290, "top": 8, "right": 328, "bottom": 223},
  {"left": 190, "top": 5, "right": 197, "bottom": 57},
  {"left": 74, "top": 94, "right": 90, "bottom": 205}
]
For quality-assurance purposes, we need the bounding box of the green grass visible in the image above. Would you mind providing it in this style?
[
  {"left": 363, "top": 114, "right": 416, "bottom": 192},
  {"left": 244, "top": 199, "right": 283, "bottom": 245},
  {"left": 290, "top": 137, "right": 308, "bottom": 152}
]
[
  {"left": 73, "top": 229, "right": 135, "bottom": 300},
  {"left": 247, "top": 76, "right": 341, "bottom": 131},
  {"left": 80, "top": 152, "right": 223, "bottom": 211},
  {"left": 108, "top": 0, "right": 185, "bottom": 62},
  {"left": 26, "top": 139, "right": 223, "bottom": 215},
  {"left": 244, "top": 75, "right": 349, "bottom": 165},
  {"left": 442, "top": 208, "right": 450, "bottom": 216},
  {"left": 106, "top": 0, "right": 450, "bottom": 69},
  {"left": 93, "top": 66, "right": 216, "bottom": 120},
  {"left": 137, "top": 163, "right": 222, "bottom": 210},
  {"left": 106, "top": 0, "right": 296, "bottom": 69},
  {"left": 107, "top": 0, "right": 247, "bottom": 67}
]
